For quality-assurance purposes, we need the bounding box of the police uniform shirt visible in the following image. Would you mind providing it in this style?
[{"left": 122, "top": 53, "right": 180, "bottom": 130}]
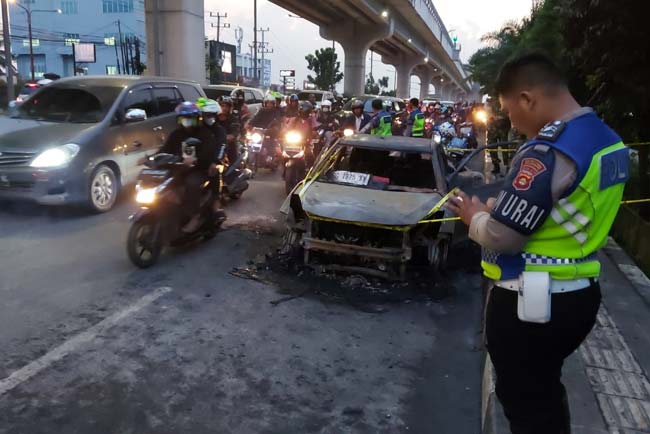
[{"left": 469, "top": 107, "right": 593, "bottom": 254}]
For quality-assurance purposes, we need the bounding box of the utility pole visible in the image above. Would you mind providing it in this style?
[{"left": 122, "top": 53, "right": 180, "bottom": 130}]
[
  {"left": 209, "top": 12, "right": 230, "bottom": 44},
  {"left": 256, "top": 27, "right": 272, "bottom": 88},
  {"left": 1, "top": 0, "right": 15, "bottom": 101},
  {"left": 253, "top": 0, "right": 258, "bottom": 84},
  {"left": 117, "top": 19, "right": 129, "bottom": 75},
  {"left": 113, "top": 34, "right": 121, "bottom": 74}
]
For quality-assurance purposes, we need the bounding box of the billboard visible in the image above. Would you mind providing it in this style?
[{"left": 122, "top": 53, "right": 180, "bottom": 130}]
[{"left": 73, "top": 43, "right": 96, "bottom": 63}]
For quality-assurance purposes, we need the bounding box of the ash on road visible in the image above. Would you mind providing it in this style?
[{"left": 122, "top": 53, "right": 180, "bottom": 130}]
[{"left": 0, "top": 172, "right": 483, "bottom": 434}]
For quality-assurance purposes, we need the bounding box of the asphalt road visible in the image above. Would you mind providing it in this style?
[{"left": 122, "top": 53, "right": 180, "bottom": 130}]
[{"left": 0, "top": 171, "right": 484, "bottom": 434}]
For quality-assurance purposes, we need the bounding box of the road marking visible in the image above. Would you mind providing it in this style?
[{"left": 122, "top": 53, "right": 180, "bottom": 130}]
[{"left": 0, "top": 286, "right": 172, "bottom": 397}]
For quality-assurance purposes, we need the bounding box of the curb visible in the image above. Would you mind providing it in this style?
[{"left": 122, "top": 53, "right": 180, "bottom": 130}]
[
  {"left": 481, "top": 355, "right": 509, "bottom": 434},
  {"left": 480, "top": 237, "right": 650, "bottom": 434}
]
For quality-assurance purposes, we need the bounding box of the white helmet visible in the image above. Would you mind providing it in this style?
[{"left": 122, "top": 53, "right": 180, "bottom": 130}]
[
  {"left": 321, "top": 99, "right": 332, "bottom": 112},
  {"left": 438, "top": 121, "right": 456, "bottom": 138},
  {"left": 264, "top": 94, "right": 276, "bottom": 106}
]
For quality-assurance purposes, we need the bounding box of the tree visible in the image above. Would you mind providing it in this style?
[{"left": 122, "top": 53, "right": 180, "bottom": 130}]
[
  {"left": 364, "top": 74, "right": 392, "bottom": 95},
  {"left": 305, "top": 47, "right": 344, "bottom": 91}
]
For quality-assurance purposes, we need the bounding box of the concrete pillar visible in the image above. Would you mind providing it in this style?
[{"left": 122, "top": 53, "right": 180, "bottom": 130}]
[
  {"left": 413, "top": 67, "right": 434, "bottom": 102},
  {"left": 321, "top": 21, "right": 393, "bottom": 96},
  {"left": 145, "top": 0, "right": 206, "bottom": 83},
  {"left": 382, "top": 53, "right": 422, "bottom": 99}
]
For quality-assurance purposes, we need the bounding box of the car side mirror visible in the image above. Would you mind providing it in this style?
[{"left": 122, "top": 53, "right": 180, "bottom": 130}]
[{"left": 125, "top": 108, "right": 147, "bottom": 123}]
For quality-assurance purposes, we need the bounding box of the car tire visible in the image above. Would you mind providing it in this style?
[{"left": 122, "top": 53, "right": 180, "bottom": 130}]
[
  {"left": 88, "top": 164, "right": 119, "bottom": 213},
  {"left": 429, "top": 238, "right": 450, "bottom": 272}
]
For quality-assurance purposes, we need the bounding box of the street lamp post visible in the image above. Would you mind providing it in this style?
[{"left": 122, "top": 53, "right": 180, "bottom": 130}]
[{"left": 10, "top": 0, "right": 61, "bottom": 81}]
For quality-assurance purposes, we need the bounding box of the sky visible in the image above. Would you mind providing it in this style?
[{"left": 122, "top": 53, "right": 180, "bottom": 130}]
[{"left": 205, "top": 0, "right": 532, "bottom": 95}]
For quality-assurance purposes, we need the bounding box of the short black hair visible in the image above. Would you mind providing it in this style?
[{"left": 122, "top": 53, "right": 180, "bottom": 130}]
[
  {"left": 495, "top": 52, "right": 567, "bottom": 96},
  {"left": 371, "top": 99, "right": 383, "bottom": 110},
  {"left": 409, "top": 97, "right": 419, "bottom": 106}
]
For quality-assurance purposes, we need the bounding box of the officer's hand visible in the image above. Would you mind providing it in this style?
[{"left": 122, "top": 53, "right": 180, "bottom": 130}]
[{"left": 446, "top": 190, "right": 490, "bottom": 226}]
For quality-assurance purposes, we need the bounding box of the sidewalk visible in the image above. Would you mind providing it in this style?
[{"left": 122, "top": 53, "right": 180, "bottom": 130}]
[{"left": 483, "top": 238, "right": 650, "bottom": 434}]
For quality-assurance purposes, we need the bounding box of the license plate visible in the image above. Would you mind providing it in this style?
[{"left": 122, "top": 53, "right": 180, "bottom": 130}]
[
  {"left": 140, "top": 169, "right": 170, "bottom": 177},
  {"left": 331, "top": 170, "right": 370, "bottom": 186}
]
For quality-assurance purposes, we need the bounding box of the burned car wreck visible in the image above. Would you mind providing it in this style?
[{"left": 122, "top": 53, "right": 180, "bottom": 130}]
[{"left": 281, "top": 134, "right": 471, "bottom": 280}]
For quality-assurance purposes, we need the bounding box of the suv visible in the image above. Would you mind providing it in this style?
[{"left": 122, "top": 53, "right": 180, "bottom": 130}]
[
  {"left": 202, "top": 85, "right": 264, "bottom": 116},
  {"left": 0, "top": 76, "right": 205, "bottom": 212}
]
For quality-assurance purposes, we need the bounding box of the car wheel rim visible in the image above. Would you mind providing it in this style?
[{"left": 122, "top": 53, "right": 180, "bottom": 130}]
[{"left": 92, "top": 170, "right": 114, "bottom": 209}]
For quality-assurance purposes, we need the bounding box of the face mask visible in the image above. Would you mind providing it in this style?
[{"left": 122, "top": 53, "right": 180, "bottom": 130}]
[
  {"left": 204, "top": 117, "right": 216, "bottom": 126},
  {"left": 322, "top": 107, "right": 330, "bottom": 113},
  {"left": 180, "top": 118, "right": 195, "bottom": 128}
]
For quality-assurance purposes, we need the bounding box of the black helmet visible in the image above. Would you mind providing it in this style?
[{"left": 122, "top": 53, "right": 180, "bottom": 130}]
[
  {"left": 233, "top": 89, "right": 245, "bottom": 101},
  {"left": 219, "top": 95, "right": 233, "bottom": 106},
  {"left": 299, "top": 101, "right": 313, "bottom": 117},
  {"left": 351, "top": 99, "right": 364, "bottom": 110},
  {"left": 289, "top": 94, "right": 299, "bottom": 103}
]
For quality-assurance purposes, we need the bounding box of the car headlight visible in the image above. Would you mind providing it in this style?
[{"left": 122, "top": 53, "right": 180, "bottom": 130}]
[
  {"left": 286, "top": 131, "right": 302, "bottom": 144},
  {"left": 251, "top": 132, "right": 263, "bottom": 144},
  {"left": 30, "top": 144, "right": 80, "bottom": 168}
]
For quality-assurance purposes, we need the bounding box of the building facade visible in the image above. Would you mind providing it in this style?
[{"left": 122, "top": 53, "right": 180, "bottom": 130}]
[
  {"left": 9, "top": 0, "right": 145, "bottom": 79},
  {"left": 236, "top": 51, "right": 271, "bottom": 89}
]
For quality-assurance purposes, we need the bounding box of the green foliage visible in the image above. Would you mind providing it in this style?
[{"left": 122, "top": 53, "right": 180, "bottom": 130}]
[
  {"left": 305, "top": 48, "right": 344, "bottom": 91},
  {"left": 365, "top": 73, "right": 391, "bottom": 95}
]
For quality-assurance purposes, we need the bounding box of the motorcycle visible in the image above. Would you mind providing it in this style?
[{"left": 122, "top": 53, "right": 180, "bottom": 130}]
[
  {"left": 282, "top": 129, "right": 310, "bottom": 194},
  {"left": 246, "top": 127, "right": 280, "bottom": 176},
  {"left": 127, "top": 145, "right": 226, "bottom": 268},
  {"left": 222, "top": 141, "right": 253, "bottom": 201}
]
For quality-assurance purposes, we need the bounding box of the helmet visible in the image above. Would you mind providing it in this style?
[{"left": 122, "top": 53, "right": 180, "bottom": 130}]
[
  {"left": 299, "top": 101, "right": 313, "bottom": 117},
  {"left": 321, "top": 100, "right": 332, "bottom": 112},
  {"left": 233, "top": 89, "right": 245, "bottom": 101},
  {"left": 219, "top": 95, "right": 233, "bottom": 106},
  {"left": 175, "top": 101, "right": 200, "bottom": 128},
  {"left": 196, "top": 97, "right": 222, "bottom": 115},
  {"left": 438, "top": 121, "right": 456, "bottom": 138},
  {"left": 351, "top": 99, "right": 364, "bottom": 110},
  {"left": 175, "top": 101, "right": 200, "bottom": 117},
  {"left": 289, "top": 94, "right": 299, "bottom": 103},
  {"left": 263, "top": 94, "right": 276, "bottom": 108},
  {"left": 383, "top": 99, "right": 393, "bottom": 110}
]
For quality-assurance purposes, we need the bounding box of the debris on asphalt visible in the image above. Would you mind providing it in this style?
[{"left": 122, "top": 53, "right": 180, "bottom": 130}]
[{"left": 228, "top": 266, "right": 268, "bottom": 284}]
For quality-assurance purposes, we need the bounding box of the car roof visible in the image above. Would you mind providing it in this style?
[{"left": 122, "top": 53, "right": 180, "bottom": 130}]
[
  {"left": 299, "top": 90, "right": 330, "bottom": 94},
  {"left": 50, "top": 75, "right": 200, "bottom": 88},
  {"left": 203, "top": 84, "right": 261, "bottom": 92},
  {"left": 338, "top": 134, "right": 433, "bottom": 153}
]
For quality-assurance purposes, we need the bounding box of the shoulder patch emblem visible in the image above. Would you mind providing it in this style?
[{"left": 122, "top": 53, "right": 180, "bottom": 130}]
[
  {"left": 513, "top": 158, "right": 547, "bottom": 191},
  {"left": 537, "top": 120, "right": 566, "bottom": 141}
]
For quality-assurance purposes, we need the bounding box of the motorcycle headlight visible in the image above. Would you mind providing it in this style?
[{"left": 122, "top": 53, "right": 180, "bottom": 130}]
[
  {"left": 433, "top": 133, "right": 442, "bottom": 144},
  {"left": 286, "top": 131, "right": 302, "bottom": 144},
  {"left": 475, "top": 110, "right": 488, "bottom": 124},
  {"left": 251, "top": 132, "right": 263, "bottom": 144},
  {"left": 135, "top": 187, "right": 157, "bottom": 204},
  {"left": 343, "top": 128, "right": 354, "bottom": 137},
  {"left": 30, "top": 144, "right": 80, "bottom": 168}
]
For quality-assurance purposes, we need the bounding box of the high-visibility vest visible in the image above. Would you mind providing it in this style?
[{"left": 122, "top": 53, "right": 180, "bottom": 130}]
[{"left": 481, "top": 112, "right": 629, "bottom": 280}]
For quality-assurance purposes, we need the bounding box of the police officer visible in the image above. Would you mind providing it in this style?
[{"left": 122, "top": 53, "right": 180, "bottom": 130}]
[
  {"left": 447, "top": 53, "right": 629, "bottom": 434},
  {"left": 404, "top": 97, "right": 425, "bottom": 137},
  {"left": 360, "top": 99, "right": 392, "bottom": 136}
]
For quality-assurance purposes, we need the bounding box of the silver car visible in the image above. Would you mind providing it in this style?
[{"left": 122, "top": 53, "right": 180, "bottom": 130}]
[{"left": 0, "top": 75, "right": 205, "bottom": 212}]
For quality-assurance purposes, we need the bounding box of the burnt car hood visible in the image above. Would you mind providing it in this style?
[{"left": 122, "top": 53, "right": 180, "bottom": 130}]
[
  {"left": 0, "top": 119, "right": 96, "bottom": 152},
  {"left": 301, "top": 182, "right": 443, "bottom": 226}
]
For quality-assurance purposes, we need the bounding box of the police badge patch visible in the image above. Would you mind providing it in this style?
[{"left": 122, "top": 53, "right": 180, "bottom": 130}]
[
  {"left": 537, "top": 120, "right": 566, "bottom": 141},
  {"left": 513, "top": 158, "right": 547, "bottom": 191}
]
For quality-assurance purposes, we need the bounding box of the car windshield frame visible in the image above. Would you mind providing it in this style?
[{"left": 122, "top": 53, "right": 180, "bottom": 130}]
[
  {"left": 15, "top": 84, "right": 123, "bottom": 123},
  {"left": 313, "top": 143, "right": 438, "bottom": 193}
]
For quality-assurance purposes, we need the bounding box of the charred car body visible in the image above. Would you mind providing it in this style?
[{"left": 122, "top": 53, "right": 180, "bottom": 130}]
[{"left": 281, "top": 134, "right": 461, "bottom": 280}]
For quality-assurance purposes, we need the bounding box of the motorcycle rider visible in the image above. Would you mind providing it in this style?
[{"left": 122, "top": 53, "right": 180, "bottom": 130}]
[
  {"left": 404, "top": 97, "right": 425, "bottom": 137},
  {"left": 218, "top": 96, "right": 242, "bottom": 165},
  {"left": 314, "top": 99, "right": 339, "bottom": 155},
  {"left": 345, "top": 99, "right": 372, "bottom": 132},
  {"left": 360, "top": 99, "right": 392, "bottom": 136},
  {"left": 283, "top": 94, "right": 300, "bottom": 119},
  {"left": 284, "top": 101, "right": 316, "bottom": 167},
  {"left": 249, "top": 94, "right": 283, "bottom": 156},
  {"left": 159, "top": 102, "right": 220, "bottom": 233},
  {"left": 425, "top": 101, "right": 436, "bottom": 119}
]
